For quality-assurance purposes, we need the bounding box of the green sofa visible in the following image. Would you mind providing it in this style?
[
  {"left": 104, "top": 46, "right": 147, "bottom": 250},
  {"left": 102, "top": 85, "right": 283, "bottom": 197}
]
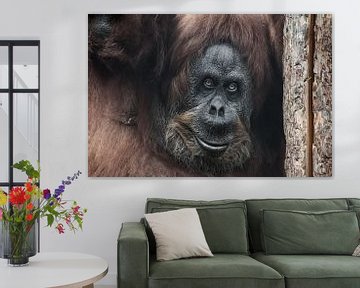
[{"left": 118, "top": 198, "right": 360, "bottom": 288}]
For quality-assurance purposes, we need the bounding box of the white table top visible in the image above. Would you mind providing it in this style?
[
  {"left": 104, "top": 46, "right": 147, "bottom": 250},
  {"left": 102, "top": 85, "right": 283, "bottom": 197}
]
[{"left": 0, "top": 252, "right": 108, "bottom": 288}]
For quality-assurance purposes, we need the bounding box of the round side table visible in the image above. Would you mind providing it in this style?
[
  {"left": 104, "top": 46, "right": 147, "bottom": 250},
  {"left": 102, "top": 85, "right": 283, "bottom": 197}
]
[{"left": 0, "top": 252, "right": 108, "bottom": 288}]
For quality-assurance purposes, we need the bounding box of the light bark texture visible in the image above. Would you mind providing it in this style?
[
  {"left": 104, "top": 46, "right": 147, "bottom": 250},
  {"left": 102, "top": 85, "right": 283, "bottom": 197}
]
[
  {"left": 312, "top": 14, "right": 332, "bottom": 176},
  {"left": 283, "top": 15, "right": 311, "bottom": 177},
  {"left": 283, "top": 14, "right": 332, "bottom": 177}
]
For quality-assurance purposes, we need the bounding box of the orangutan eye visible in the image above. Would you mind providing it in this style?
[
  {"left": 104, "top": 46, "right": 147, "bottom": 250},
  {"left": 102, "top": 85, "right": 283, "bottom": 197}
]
[
  {"left": 227, "top": 82, "right": 238, "bottom": 92},
  {"left": 203, "top": 78, "right": 215, "bottom": 88}
]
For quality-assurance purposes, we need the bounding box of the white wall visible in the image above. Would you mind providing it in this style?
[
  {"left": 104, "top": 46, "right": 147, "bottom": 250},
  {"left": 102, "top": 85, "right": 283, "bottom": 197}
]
[{"left": 1, "top": 0, "right": 360, "bottom": 286}]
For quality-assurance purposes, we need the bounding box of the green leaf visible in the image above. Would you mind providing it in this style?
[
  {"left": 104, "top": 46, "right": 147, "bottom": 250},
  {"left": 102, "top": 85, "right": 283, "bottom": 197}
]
[
  {"left": 75, "top": 216, "right": 83, "bottom": 230},
  {"left": 46, "top": 205, "right": 60, "bottom": 217},
  {"left": 12, "top": 160, "right": 30, "bottom": 170},
  {"left": 12, "top": 160, "right": 40, "bottom": 180},
  {"left": 47, "top": 214, "right": 54, "bottom": 227}
]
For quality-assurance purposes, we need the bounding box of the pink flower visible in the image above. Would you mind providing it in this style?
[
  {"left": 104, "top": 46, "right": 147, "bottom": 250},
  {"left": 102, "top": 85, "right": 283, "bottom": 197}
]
[
  {"left": 56, "top": 223, "right": 65, "bottom": 234},
  {"left": 65, "top": 214, "right": 71, "bottom": 225},
  {"left": 72, "top": 205, "right": 80, "bottom": 215},
  {"left": 0, "top": 208, "right": 3, "bottom": 220}
]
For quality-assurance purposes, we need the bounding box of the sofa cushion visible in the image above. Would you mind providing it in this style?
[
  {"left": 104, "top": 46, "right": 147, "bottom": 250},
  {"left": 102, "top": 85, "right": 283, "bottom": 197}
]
[
  {"left": 246, "top": 198, "right": 349, "bottom": 252},
  {"left": 252, "top": 252, "right": 360, "bottom": 288},
  {"left": 145, "top": 208, "right": 213, "bottom": 261},
  {"left": 261, "top": 209, "right": 359, "bottom": 255},
  {"left": 349, "top": 205, "right": 360, "bottom": 228},
  {"left": 149, "top": 254, "right": 284, "bottom": 288},
  {"left": 146, "top": 198, "right": 249, "bottom": 254},
  {"left": 347, "top": 199, "right": 360, "bottom": 229},
  {"left": 347, "top": 198, "right": 360, "bottom": 207}
]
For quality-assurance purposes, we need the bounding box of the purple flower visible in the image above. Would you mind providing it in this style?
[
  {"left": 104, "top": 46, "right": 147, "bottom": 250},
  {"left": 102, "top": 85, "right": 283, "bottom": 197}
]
[
  {"left": 54, "top": 171, "right": 82, "bottom": 199},
  {"left": 43, "top": 189, "right": 51, "bottom": 200},
  {"left": 54, "top": 189, "right": 63, "bottom": 198}
]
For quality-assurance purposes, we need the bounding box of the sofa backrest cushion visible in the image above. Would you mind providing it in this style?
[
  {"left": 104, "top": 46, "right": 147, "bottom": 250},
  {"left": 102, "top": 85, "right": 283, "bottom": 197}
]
[
  {"left": 146, "top": 198, "right": 249, "bottom": 254},
  {"left": 347, "top": 199, "right": 360, "bottom": 228},
  {"left": 348, "top": 198, "right": 360, "bottom": 207},
  {"left": 261, "top": 209, "right": 359, "bottom": 255},
  {"left": 246, "top": 198, "right": 349, "bottom": 252}
]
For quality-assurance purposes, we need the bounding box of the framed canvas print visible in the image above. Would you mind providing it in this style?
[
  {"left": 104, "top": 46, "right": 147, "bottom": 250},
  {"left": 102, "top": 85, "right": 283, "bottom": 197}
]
[{"left": 88, "top": 14, "right": 332, "bottom": 177}]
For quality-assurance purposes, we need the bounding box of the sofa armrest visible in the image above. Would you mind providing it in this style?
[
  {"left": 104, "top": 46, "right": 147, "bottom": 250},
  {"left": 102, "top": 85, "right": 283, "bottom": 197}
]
[{"left": 118, "top": 222, "right": 149, "bottom": 288}]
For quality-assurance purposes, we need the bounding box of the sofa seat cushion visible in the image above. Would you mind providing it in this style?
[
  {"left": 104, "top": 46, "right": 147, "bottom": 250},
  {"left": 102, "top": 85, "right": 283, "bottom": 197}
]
[
  {"left": 252, "top": 252, "right": 360, "bottom": 288},
  {"left": 149, "top": 254, "right": 284, "bottom": 288}
]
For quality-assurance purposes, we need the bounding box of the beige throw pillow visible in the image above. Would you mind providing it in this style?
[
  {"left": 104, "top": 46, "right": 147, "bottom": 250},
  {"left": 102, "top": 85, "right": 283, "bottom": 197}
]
[
  {"left": 353, "top": 244, "right": 360, "bottom": 256},
  {"left": 145, "top": 208, "right": 213, "bottom": 261}
]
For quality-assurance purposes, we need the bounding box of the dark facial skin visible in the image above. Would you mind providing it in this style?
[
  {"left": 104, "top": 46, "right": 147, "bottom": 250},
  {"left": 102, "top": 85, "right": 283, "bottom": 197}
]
[
  {"left": 165, "top": 43, "right": 253, "bottom": 175},
  {"left": 189, "top": 44, "right": 252, "bottom": 151}
]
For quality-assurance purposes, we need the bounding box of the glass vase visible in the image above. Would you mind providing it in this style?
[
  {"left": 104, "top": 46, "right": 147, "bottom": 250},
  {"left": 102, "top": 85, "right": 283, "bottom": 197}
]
[{"left": 0, "top": 220, "right": 37, "bottom": 266}]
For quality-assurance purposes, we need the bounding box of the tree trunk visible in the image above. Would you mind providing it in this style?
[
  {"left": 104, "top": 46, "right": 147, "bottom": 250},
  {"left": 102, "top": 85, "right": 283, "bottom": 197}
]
[
  {"left": 283, "top": 14, "right": 332, "bottom": 177},
  {"left": 312, "top": 14, "right": 332, "bottom": 176}
]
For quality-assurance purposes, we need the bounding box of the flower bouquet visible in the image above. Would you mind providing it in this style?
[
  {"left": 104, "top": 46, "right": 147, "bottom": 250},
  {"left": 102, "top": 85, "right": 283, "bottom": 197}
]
[{"left": 0, "top": 160, "right": 87, "bottom": 266}]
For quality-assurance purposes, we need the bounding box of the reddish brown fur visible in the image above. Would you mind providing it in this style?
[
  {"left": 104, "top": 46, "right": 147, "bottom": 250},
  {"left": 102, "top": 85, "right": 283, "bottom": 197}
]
[
  {"left": 88, "top": 14, "right": 285, "bottom": 177},
  {"left": 88, "top": 66, "right": 186, "bottom": 176}
]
